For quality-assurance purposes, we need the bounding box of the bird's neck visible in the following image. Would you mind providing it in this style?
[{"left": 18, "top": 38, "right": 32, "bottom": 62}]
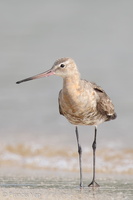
[{"left": 63, "top": 74, "right": 81, "bottom": 94}]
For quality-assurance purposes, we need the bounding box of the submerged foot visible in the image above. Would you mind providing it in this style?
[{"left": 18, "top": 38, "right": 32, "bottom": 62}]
[
  {"left": 79, "top": 183, "right": 83, "bottom": 189},
  {"left": 88, "top": 180, "right": 100, "bottom": 187}
]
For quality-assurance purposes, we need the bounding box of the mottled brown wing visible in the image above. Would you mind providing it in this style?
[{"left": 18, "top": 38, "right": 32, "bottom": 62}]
[
  {"left": 91, "top": 82, "right": 117, "bottom": 120},
  {"left": 58, "top": 89, "right": 64, "bottom": 115}
]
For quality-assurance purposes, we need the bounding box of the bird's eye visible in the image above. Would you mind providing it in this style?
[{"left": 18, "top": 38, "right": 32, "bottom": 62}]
[{"left": 60, "top": 64, "right": 65, "bottom": 68}]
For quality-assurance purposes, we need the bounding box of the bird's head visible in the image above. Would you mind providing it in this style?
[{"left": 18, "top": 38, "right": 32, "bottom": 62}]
[
  {"left": 16, "top": 58, "right": 79, "bottom": 84},
  {"left": 51, "top": 58, "right": 79, "bottom": 77}
]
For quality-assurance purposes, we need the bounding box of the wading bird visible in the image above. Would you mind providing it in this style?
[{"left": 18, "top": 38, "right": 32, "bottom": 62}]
[{"left": 16, "top": 58, "right": 117, "bottom": 188}]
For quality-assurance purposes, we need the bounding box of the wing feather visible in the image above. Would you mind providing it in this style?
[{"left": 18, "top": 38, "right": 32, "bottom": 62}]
[
  {"left": 91, "top": 82, "right": 117, "bottom": 120},
  {"left": 58, "top": 90, "right": 64, "bottom": 115}
]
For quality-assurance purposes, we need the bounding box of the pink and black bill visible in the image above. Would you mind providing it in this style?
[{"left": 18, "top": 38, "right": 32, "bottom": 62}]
[{"left": 16, "top": 69, "right": 54, "bottom": 84}]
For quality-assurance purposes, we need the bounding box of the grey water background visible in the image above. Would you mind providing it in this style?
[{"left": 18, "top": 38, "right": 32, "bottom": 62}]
[{"left": 0, "top": 0, "right": 133, "bottom": 150}]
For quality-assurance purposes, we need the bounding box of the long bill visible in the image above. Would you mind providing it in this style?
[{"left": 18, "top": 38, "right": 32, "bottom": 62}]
[{"left": 16, "top": 69, "right": 55, "bottom": 84}]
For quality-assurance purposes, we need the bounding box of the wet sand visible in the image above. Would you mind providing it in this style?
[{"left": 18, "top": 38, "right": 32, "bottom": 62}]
[{"left": 0, "top": 167, "right": 132, "bottom": 200}]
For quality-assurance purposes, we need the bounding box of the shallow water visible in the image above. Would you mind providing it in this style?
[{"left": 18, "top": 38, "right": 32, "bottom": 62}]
[{"left": 0, "top": 169, "right": 132, "bottom": 200}]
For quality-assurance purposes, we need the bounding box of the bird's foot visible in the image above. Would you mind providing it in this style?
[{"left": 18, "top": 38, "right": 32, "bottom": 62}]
[
  {"left": 79, "top": 183, "right": 83, "bottom": 189},
  {"left": 88, "top": 180, "right": 100, "bottom": 187}
]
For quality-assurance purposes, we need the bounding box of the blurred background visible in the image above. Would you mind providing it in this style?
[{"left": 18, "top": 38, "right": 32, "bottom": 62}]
[{"left": 0, "top": 0, "right": 132, "bottom": 174}]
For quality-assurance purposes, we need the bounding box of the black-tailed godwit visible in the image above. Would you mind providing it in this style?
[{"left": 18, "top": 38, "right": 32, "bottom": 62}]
[{"left": 16, "top": 58, "right": 117, "bottom": 187}]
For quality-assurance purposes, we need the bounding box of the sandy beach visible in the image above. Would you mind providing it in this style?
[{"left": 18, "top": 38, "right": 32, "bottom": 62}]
[{"left": 0, "top": 167, "right": 132, "bottom": 200}]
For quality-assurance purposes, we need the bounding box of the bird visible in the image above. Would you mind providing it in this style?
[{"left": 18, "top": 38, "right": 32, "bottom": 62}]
[{"left": 16, "top": 57, "right": 117, "bottom": 188}]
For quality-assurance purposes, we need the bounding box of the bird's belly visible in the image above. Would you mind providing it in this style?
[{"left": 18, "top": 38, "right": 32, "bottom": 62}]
[
  {"left": 61, "top": 104, "right": 105, "bottom": 126},
  {"left": 65, "top": 112, "right": 104, "bottom": 126}
]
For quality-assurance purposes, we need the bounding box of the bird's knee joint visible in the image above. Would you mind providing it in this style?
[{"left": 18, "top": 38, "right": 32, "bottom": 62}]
[
  {"left": 78, "top": 146, "right": 82, "bottom": 155},
  {"left": 92, "top": 141, "right": 96, "bottom": 150}
]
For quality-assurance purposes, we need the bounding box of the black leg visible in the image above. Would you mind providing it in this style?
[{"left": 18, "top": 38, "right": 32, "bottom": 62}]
[
  {"left": 75, "top": 126, "right": 83, "bottom": 188},
  {"left": 88, "top": 126, "right": 100, "bottom": 187}
]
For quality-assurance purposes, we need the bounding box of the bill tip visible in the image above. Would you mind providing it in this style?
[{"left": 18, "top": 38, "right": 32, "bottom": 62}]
[{"left": 16, "top": 81, "right": 21, "bottom": 84}]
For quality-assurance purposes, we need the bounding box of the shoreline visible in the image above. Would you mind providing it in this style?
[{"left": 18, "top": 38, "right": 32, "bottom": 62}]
[{"left": 0, "top": 167, "right": 132, "bottom": 200}]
